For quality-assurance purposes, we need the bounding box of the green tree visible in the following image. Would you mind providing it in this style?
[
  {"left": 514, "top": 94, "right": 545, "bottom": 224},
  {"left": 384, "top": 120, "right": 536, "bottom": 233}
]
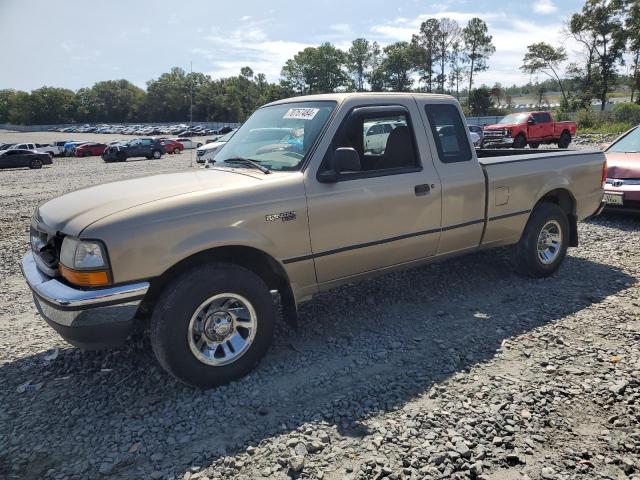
[
  {"left": 412, "top": 18, "right": 440, "bottom": 92},
  {"left": 0, "top": 89, "right": 17, "bottom": 123},
  {"left": 378, "top": 42, "right": 415, "bottom": 91},
  {"left": 435, "top": 18, "right": 462, "bottom": 93},
  {"left": 280, "top": 43, "right": 348, "bottom": 94},
  {"left": 467, "top": 86, "right": 493, "bottom": 116},
  {"left": 626, "top": 0, "right": 640, "bottom": 103},
  {"left": 28, "top": 86, "right": 77, "bottom": 124},
  {"left": 521, "top": 42, "right": 569, "bottom": 107},
  {"left": 447, "top": 41, "right": 466, "bottom": 99},
  {"left": 570, "top": 0, "right": 627, "bottom": 110},
  {"left": 346, "top": 38, "right": 375, "bottom": 91},
  {"left": 462, "top": 18, "right": 495, "bottom": 94}
]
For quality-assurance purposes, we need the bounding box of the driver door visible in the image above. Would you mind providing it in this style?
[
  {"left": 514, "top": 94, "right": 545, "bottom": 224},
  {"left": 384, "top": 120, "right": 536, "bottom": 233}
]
[{"left": 304, "top": 102, "right": 442, "bottom": 285}]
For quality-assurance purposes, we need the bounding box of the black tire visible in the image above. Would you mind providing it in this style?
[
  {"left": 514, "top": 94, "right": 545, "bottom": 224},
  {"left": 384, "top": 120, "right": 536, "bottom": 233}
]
[
  {"left": 528, "top": 142, "right": 540, "bottom": 149},
  {"left": 150, "top": 262, "right": 276, "bottom": 388},
  {"left": 514, "top": 202, "right": 569, "bottom": 278},
  {"left": 152, "top": 150, "right": 162, "bottom": 159},
  {"left": 558, "top": 131, "right": 571, "bottom": 149},
  {"left": 173, "top": 147, "right": 180, "bottom": 154},
  {"left": 29, "top": 158, "right": 43, "bottom": 169},
  {"left": 512, "top": 134, "right": 527, "bottom": 149}
]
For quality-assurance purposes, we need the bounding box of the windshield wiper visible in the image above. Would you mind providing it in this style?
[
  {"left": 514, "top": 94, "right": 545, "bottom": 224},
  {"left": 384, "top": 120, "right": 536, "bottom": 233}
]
[{"left": 222, "top": 157, "right": 271, "bottom": 174}]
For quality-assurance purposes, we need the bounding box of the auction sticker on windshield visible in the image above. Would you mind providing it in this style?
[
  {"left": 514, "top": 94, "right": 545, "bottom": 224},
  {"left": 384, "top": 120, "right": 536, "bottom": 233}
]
[{"left": 283, "top": 108, "right": 319, "bottom": 120}]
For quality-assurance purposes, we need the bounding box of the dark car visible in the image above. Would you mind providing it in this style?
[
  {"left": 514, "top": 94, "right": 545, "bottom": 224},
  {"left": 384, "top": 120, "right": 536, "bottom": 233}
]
[
  {"left": 75, "top": 143, "right": 107, "bottom": 157},
  {"left": 102, "top": 138, "right": 165, "bottom": 162},
  {"left": 213, "top": 126, "right": 234, "bottom": 135},
  {"left": 0, "top": 149, "right": 52, "bottom": 169}
]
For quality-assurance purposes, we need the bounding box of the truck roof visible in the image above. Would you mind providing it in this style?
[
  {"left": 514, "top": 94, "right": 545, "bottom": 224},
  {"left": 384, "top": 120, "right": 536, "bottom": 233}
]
[{"left": 264, "top": 92, "right": 455, "bottom": 107}]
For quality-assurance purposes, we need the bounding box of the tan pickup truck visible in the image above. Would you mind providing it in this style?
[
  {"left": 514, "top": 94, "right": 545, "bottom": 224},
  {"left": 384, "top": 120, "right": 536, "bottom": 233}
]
[{"left": 22, "top": 93, "right": 606, "bottom": 388}]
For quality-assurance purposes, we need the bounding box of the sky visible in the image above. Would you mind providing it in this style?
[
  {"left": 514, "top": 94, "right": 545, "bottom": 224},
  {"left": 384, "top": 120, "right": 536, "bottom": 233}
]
[{"left": 0, "top": 0, "right": 601, "bottom": 92}]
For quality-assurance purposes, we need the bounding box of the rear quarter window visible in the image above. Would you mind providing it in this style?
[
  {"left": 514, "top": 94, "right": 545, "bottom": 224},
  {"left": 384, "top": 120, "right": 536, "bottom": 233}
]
[{"left": 425, "top": 104, "right": 473, "bottom": 163}]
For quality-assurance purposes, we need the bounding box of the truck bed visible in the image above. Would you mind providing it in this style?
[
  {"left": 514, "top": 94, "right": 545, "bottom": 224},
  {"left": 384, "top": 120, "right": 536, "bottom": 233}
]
[{"left": 475, "top": 148, "right": 605, "bottom": 248}]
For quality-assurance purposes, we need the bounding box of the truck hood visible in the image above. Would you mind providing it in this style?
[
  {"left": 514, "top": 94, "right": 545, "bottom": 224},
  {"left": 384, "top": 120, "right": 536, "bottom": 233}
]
[
  {"left": 605, "top": 152, "right": 640, "bottom": 179},
  {"left": 36, "top": 168, "right": 263, "bottom": 236},
  {"left": 484, "top": 123, "right": 518, "bottom": 130}
]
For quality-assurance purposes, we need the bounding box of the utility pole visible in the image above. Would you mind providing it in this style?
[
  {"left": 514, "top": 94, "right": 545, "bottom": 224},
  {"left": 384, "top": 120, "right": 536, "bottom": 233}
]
[{"left": 189, "top": 60, "right": 194, "bottom": 168}]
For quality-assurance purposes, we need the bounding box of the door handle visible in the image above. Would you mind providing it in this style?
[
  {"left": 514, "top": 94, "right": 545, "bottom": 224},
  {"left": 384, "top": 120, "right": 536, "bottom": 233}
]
[{"left": 414, "top": 184, "right": 430, "bottom": 196}]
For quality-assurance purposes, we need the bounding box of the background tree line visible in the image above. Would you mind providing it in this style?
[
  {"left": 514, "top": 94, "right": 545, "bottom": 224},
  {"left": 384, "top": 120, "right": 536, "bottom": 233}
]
[{"left": 1, "top": 0, "right": 639, "bottom": 125}]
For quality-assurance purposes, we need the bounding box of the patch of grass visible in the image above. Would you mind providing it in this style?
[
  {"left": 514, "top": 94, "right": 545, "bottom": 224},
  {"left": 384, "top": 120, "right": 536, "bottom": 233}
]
[{"left": 578, "top": 122, "right": 632, "bottom": 135}]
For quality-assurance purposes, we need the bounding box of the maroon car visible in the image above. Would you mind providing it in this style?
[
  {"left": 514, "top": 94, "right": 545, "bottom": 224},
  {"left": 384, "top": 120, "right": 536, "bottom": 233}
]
[
  {"left": 75, "top": 143, "right": 107, "bottom": 157},
  {"left": 160, "top": 138, "right": 184, "bottom": 154},
  {"left": 603, "top": 125, "right": 640, "bottom": 212}
]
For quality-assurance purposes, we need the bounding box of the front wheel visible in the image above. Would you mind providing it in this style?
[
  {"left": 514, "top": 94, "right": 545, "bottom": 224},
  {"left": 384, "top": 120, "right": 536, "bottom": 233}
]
[
  {"left": 512, "top": 134, "right": 527, "bottom": 149},
  {"left": 29, "top": 158, "right": 43, "bottom": 169},
  {"left": 152, "top": 150, "right": 162, "bottom": 159},
  {"left": 173, "top": 147, "right": 181, "bottom": 154},
  {"left": 150, "top": 263, "right": 275, "bottom": 388},
  {"left": 514, "top": 203, "right": 569, "bottom": 278}
]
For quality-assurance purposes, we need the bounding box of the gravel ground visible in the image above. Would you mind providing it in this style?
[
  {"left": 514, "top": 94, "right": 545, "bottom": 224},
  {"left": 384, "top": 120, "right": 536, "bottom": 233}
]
[{"left": 1, "top": 134, "right": 639, "bottom": 480}]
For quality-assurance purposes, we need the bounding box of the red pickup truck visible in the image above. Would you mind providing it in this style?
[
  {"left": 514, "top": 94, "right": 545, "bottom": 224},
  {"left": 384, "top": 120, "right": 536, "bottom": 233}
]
[{"left": 483, "top": 112, "right": 576, "bottom": 149}]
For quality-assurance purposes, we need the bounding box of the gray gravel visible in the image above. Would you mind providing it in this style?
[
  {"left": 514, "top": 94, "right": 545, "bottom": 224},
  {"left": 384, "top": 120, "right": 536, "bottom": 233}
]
[{"left": 1, "top": 137, "right": 639, "bottom": 480}]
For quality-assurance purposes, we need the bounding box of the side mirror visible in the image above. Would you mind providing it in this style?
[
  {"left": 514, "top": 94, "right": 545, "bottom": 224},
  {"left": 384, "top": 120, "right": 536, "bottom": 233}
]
[
  {"left": 318, "top": 147, "right": 361, "bottom": 183},
  {"left": 527, "top": 118, "right": 535, "bottom": 125}
]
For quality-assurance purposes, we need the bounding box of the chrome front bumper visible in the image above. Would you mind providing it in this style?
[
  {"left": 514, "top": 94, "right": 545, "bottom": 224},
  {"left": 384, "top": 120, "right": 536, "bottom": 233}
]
[{"left": 21, "top": 252, "right": 150, "bottom": 349}]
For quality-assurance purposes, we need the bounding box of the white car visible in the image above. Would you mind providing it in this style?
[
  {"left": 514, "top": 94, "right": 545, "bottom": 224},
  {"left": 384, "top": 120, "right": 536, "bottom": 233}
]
[
  {"left": 172, "top": 137, "right": 202, "bottom": 150},
  {"left": 195, "top": 130, "right": 236, "bottom": 164},
  {"left": 9, "top": 143, "right": 58, "bottom": 156},
  {"left": 364, "top": 122, "right": 402, "bottom": 153}
]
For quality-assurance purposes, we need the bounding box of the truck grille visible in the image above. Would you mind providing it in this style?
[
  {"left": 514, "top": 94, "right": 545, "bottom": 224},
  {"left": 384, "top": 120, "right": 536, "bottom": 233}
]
[{"left": 483, "top": 129, "right": 506, "bottom": 139}]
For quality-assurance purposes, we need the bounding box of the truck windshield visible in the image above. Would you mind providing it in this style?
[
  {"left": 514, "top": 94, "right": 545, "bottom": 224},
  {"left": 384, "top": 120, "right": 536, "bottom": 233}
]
[
  {"left": 498, "top": 113, "right": 529, "bottom": 124},
  {"left": 608, "top": 126, "right": 640, "bottom": 153},
  {"left": 214, "top": 101, "right": 336, "bottom": 171}
]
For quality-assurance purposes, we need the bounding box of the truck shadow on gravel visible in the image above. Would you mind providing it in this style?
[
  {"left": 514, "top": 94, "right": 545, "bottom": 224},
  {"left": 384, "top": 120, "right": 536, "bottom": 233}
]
[{"left": 0, "top": 250, "right": 634, "bottom": 479}]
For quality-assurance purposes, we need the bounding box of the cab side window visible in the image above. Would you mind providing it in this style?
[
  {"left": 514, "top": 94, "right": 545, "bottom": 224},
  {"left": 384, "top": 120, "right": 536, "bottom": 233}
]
[{"left": 425, "top": 104, "right": 473, "bottom": 163}]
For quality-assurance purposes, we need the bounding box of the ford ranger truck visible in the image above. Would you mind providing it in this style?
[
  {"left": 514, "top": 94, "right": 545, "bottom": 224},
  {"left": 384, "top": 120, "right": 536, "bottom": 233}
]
[
  {"left": 483, "top": 111, "right": 577, "bottom": 149},
  {"left": 21, "top": 93, "right": 606, "bottom": 388}
]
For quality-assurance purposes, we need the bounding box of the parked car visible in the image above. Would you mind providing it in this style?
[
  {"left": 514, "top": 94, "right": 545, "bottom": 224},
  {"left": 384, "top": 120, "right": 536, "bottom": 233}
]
[
  {"left": 195, "top": 130, "right": 236, "bottom": 164},
  {"left": 75, "top": 143, "right": 107, "bottom": 157},
  {"left": 102, "top": 138, "right": 165, "bottom": 162},
  {"left": 483, "top": 112, "right": 576, "bottom": 149},
  {"left": 172, "top": 137, "right": 202, "bottom": 149},
  {"left": 468, "top": 125, "right": 484, "bottom": 147},
  {"left": 0, "top": 149, "right": 52, "bottom": 169},
  {"left": 213, "top": 126, "right": 234, "bottom": 135},
  {"left": 160, "top": 139, "right": 184, "bottom": 154},
  {"left": 602, "top": 124, "right": 640, "bottom": 213},
  {"left": 364, "top": 121, "right": 402, "bottom": 153},
  {"left": 8, "top": 143, "right": 58, "bottom": 156},
  {"left": 21, "top": 93, "right": 605, "bottom": 388},
  {"left": 0, "top": 143, "right": 15, "bottom": 151}
]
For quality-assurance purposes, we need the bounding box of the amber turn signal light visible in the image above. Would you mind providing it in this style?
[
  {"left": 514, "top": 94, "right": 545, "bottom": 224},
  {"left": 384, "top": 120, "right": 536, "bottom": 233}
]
[{"left": 59, "top": 264, "right": 111, "bottom": 287}]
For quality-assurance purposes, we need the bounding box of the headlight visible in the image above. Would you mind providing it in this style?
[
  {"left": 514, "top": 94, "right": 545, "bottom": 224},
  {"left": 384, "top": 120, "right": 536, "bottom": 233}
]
[{"left": 60, "top": 238, "right": 110, "bottom": 287}]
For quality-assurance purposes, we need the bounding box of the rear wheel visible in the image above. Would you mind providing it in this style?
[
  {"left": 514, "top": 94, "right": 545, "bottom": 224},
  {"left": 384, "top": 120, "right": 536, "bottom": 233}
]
[
  {"left": 29, "top": 158, "right": 43, "bottom": 169},
  {"left": 513, "top": 134, "right": 527, "bottom": 149},
  {"left": 558, "top": 131, "right": 571, "bottom": 149},
  {"left": 150, "top": 262, "right": 276, "bottom": 388},
  {"left": 173, "top": 147, "right": 181, "bottom": 154},
  {"left": 152, "top": 150, "right": 162, "bottom": 159},
  {"left": 514, "top": 202, "right": 569, "bottom": 278}
]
